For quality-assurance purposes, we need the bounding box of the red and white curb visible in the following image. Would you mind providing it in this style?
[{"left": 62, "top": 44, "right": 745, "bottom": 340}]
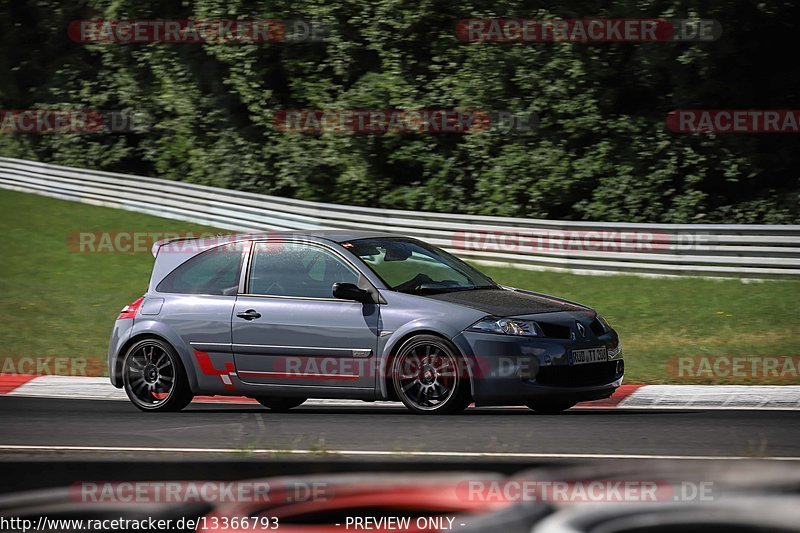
[{"left": 2, "top": 375, "right": 800, "bottom": 409}]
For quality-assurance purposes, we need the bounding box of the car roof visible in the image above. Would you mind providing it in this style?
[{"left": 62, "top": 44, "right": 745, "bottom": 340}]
[{"left": 234, "top": 230, "right": 400, "bottom": 243}]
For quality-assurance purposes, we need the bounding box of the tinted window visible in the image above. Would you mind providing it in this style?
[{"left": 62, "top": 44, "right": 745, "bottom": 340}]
[
  {"left": 248, "top": 242, "right": 359, "bottom": 298},
  {"left": 157, "top": 244, "right": 243, "bottom": 295}
]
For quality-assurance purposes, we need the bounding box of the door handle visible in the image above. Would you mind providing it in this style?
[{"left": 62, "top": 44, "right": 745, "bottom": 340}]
[{"left": 236, "top": 309, "right": 262, "bottom": 320}]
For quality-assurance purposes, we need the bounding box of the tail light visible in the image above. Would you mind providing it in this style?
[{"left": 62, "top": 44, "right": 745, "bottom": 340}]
[{"left": 117, "top": 296, "right": 144, "bottom": 320}]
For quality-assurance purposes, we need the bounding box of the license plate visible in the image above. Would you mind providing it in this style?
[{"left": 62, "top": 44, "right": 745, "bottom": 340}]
[{"left": 571, "top": 347, "right": 608, "bottom": 365}]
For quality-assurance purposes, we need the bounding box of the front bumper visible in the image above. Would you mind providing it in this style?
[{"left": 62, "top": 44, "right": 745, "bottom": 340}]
[{"left": 451, "top": 329, "right": 624, "bottom": 406}]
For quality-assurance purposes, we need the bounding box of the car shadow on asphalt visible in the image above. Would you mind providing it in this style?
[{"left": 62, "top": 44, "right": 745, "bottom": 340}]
[{"left": 182, "top": 406, "right": 699, "bottom": 416}]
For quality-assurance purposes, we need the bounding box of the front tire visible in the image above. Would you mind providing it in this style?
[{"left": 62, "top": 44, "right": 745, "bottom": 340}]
[
  {"left": 255, "top": 397, "right": 307, "bottom": 412},
  {"left": 122, "top": 338, "right": 193, "bottom": 412},
  {"left": 391, "top": 335, "right": 471, "bottom": 415},
  {"left": 525, "top": 400, "right": 577, "bottom": 414}
]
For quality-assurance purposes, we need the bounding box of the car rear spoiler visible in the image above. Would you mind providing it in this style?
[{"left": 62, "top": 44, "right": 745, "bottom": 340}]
[
  {"left": 151, "top": 233, "right": 253, "bottom": 257},
  {"left": 151, "top": 237, "right": 196, "bottom": 257}
]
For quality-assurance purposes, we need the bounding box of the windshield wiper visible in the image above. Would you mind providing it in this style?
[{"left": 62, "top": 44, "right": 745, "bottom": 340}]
[
  {"left": 398, "top": 285, "right": 497, "bottom": 295},
  {"left": 439, "top": 285, "right": 497, "bottom": 293}
]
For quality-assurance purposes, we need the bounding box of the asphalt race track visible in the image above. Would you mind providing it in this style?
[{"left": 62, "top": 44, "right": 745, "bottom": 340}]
[{"left": 2, "top": 396, "right": 799, "bottom": 460}]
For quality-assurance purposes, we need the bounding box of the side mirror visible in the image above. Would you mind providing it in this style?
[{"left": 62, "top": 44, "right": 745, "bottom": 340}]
[{"left": 332, "top": 282, "right": 374, "bottom": 304}]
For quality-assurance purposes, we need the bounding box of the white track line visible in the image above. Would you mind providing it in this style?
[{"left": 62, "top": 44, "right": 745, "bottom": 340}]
[{"left": 0, "top": 445, "right": 797, "bottom": 461}]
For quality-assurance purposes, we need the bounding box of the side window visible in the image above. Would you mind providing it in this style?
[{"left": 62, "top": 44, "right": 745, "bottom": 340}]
[
  {"left": 157, "top": 243, "right": 243, "bottom": 295},
  {"left": 248, "top": 242, "right": 359, "bottom": 298}
]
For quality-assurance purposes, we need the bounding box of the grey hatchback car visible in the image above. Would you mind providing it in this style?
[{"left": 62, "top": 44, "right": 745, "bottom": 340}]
[{"left": 108, "top": 231, "right": 623, "bottom": 414}]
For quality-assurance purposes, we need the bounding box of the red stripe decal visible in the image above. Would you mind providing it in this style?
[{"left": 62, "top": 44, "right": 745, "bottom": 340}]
[
  {"left": 193, "top": 350, "right": 236, "bottom": 390},
  {"left": 238, "top": 371, "right": 360, "bottom": 381}
]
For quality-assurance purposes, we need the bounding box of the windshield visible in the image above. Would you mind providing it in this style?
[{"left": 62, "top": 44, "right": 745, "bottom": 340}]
[{"left": 344, "top": 237, "right": 497, "bottom": 294}]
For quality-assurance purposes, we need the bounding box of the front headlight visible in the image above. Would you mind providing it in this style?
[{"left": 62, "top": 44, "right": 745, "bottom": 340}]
[
  {"left": 467, "top": 316, "right": 543, "bottom": 337},
  {"left": 596, "top": 314, "right": 613, "bottom": 333}
]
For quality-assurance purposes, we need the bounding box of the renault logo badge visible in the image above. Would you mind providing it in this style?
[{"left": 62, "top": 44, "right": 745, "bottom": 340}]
[{"left": 576, "top": 322, "right": 586, "bottom": 338}]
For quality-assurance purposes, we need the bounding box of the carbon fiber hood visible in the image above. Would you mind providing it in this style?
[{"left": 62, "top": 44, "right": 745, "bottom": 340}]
[{"left": 424, "top": 287, "right": 591, "bottom": 317}]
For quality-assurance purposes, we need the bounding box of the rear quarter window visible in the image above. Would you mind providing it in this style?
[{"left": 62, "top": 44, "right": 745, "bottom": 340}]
[{"left": 156, "top": 243, "right": 243, "bottom": 296}]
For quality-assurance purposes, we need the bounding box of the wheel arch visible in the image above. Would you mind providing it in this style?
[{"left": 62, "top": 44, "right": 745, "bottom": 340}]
[
  {"left": 112, "top": 330, "right": 198, "bottom": 393},
  {"left": 379, "top": 328, "right": 476, "bottom": 401}
]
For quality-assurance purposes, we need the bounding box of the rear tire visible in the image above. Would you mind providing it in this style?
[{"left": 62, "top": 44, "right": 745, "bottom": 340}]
[
  {"left": 122, "top": 338, "right": 193, "bottom": 412},
  {"left": 255, "top": 397, "right": 307, "bottom": 412},
  {"left": 391, "top": 334, "right": 471, "bottom": 415},
  {"left": 525, "top": 400, "right": 577, "bottom": 414}
]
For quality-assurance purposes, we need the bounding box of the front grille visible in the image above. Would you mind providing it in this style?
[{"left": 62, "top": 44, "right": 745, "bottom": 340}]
[
  {"left": 535, "top": 361, "right": 622, "bottom": 387},
  {"left": 538, "top": 322, "right": 571, "bottom": 339}
]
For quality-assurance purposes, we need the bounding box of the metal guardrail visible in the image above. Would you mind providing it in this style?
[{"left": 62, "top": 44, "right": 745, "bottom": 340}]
[{"left": 1, "top": 156, "right": 798, "bottom": 278}]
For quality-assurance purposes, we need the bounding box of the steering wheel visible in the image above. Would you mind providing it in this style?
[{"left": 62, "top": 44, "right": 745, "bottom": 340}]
[{"left": 394, "top": 273, "right": 434, "bottom": 292}]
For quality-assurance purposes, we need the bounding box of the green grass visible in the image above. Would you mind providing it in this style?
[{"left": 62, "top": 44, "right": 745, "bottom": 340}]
[
  {"left": 0, "top": 189, "right": 217, "bottom": 366},
  {"left": 478, "top": 268, "right": 800, "bottom": 383},
  {"left": 1, "top": 188, "right": 798, "bottom": 383}
]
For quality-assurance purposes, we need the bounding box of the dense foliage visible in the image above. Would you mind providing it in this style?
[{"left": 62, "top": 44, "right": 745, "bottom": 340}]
[{"left": 1, "top": 0, "right": 798, "bottom": 223}]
